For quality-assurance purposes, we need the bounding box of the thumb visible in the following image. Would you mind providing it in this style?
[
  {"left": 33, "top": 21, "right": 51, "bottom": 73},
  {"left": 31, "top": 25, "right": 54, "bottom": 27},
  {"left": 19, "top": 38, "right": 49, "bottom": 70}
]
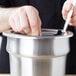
[
  {"left": 66, "top": 0, "right": 73, "bottom": 11},
  {"left": 62, "top": 0, "right": 73, "bottom": 20}
]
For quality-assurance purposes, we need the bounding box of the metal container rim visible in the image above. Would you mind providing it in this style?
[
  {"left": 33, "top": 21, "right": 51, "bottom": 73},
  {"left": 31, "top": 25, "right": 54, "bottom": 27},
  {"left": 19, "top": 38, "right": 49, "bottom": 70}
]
[{"left": 3, "top": 29, "right": 73, "bottom": 39}]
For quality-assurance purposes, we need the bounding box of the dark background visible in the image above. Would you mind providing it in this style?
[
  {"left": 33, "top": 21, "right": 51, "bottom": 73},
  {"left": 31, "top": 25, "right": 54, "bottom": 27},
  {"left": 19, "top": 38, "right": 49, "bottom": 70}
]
[{"left": 66, "top": 27, "right": 76, "bottom": 74}]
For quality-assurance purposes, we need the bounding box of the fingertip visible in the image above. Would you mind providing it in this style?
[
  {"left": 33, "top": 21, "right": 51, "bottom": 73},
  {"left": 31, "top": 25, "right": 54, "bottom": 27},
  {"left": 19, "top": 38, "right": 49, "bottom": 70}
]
[
  {"left": 23, "top": 28, "right": 31, "bottom": 34},
  {"left": 32, "top": 29, "right": 39, "bottom": 36}
]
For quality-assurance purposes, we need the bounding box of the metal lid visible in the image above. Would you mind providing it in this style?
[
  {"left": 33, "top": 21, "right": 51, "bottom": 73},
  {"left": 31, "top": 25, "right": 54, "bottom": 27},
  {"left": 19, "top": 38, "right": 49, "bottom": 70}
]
[{"left": 3, "top": 29, "right": 73, "bottom": 39}]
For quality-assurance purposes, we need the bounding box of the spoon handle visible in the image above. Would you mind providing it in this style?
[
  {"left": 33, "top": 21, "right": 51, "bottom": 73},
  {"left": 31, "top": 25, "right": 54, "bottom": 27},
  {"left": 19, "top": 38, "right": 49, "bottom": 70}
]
[
  {"left": 62, "top": 0, "right": 76, "bottom": 32},
  {"left": 62, "top": 7, "right": 73, "bottom": 32}
]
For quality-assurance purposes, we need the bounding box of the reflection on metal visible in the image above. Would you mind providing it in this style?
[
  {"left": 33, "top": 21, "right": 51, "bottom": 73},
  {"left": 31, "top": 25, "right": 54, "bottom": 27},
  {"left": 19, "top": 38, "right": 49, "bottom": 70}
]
[
  {"left": 0, "top": 36, "right": 2, "bottom": 50},
  {"left": 3, "top": 29, "right": 73, "bottom": 76}
]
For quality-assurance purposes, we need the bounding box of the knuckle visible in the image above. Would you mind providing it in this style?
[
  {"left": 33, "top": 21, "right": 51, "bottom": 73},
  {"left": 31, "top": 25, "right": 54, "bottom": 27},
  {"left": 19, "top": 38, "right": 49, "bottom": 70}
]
[
  {"left": 25, "top": 6, "right": 34, "bottom": 10},
  {"left": 18, "top": 8, "right": 22, "bottom": 14},
  {"left": 25, "top": 5, "right": 39, "bottom": 14},
  {"left": 18, "top": 7, "right": 25, "bottom": 14}
]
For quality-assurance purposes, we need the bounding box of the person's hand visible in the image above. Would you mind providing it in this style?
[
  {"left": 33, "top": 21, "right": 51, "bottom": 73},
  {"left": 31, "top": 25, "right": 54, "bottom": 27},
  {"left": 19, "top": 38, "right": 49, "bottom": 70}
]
[
  {"left": 62, "top": 0, "right": 76, "bottom": 26},
  {"left": 9, "top": 6, "right": 41, "bottom": 36}
]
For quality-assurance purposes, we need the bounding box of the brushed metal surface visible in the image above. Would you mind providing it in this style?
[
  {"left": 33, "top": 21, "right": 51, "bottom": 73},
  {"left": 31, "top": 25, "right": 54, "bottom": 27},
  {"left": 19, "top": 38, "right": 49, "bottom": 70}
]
[
  {"left": 9, "top": 54, "right": 66, "bottom": 76},
  {"left": 0, "top": 74, "right": 75, "bottom": 76},
  {"left": 3, "top": 29, "right": 73, "bottom": 76}
]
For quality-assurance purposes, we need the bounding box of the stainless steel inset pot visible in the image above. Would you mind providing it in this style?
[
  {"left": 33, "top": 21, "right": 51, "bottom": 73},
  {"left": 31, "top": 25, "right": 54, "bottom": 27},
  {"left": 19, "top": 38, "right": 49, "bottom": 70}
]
[{"left": 3, "top": 29, "right": 73, "bottom": 76}]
